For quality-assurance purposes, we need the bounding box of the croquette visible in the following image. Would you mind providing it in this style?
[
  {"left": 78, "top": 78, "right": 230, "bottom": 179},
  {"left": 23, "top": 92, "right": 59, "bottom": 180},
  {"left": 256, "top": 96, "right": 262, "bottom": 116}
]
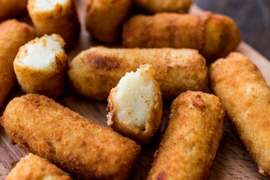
[
  {"left": 2, "top": 94, "right": 141, "bottom": 179},
  {"left": 210, "top": 52, "right": 270, "bottom": 176},
  {"left": 68, "top": 47, "right": 207, "bottom": 100}
]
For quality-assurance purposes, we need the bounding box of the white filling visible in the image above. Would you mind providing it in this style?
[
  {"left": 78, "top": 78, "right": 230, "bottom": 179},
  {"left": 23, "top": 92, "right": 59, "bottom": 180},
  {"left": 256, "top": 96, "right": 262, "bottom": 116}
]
[
  {"left": 43, "top": 175, "right": 56, "bottom": 180},
  {"left": 113, "top": 65, "right": 156, "bottom": 130},
  {"left": 34, "top": 0, "right": 67, "bottom": 11},
  {"left": 18, "top": 35, "right": 63, "bottom": 69}
]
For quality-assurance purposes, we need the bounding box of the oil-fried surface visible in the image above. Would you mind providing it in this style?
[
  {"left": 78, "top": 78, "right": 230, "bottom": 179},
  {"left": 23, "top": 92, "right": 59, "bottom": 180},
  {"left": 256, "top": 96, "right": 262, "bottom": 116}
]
[
  {"left": 27, "top": 0, "right": 80, "bottom": 49},
  {"left": 86, "top": 0, "right": 131, "bottom": 43},
  {"left": 0, "top": 20, "right": 35, "bottom": 107},
  {"left": 14, "top": 34, "right": 67, "bottom": 98},
  {"left": 147, "top": 91, "right": 224, "bottom": 180},
  {"left": 134, "top": 0, "right": 192, "bottom": 13},
  {"left": 68, "top": 47, "right": 208, "bottom": 100},
  {"left": 6, "top": 154, "right": 71, "bottom": 180},
  {"left": 0, "top": 0, "right": 27, "bottom": 21},
  {"left": 107, "top": 65, "right": 163, "bottom": 144},
  {"left": 210, "top": 52, "right": 270, "bottom": 176},
  {"left": 123, "top": 12, "right": 240, "bottom": 60},
  {"left": 2, "top": 94, "right": 141, "bottom": 179}
]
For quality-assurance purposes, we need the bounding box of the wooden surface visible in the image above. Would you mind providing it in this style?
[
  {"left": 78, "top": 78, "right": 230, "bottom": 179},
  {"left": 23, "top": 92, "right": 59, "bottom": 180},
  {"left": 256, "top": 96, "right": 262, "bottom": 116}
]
[{"left": 0, "top": 1, "right": 270, "bottom": 180}]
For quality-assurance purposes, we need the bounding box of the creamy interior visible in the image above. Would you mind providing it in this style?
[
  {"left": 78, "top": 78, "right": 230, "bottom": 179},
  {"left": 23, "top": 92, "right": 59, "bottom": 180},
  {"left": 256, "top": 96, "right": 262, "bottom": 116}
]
[
  {"left": 34, "top": 0, "right": 67, "bottom": 11},
  {"left": 18, "top": 35, "right": 63, "bottom": 69},
  {"left": 43, "top": 175, "right": 57, "bottom": 180},
  {"left": 113, "top": 65, "right": 155, "bottom": 130}
]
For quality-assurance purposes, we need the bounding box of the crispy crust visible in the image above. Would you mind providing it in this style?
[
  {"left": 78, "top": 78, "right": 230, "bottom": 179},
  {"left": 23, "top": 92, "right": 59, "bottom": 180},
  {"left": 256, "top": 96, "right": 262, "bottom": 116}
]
[
  {"left": 6, "top": 154, "right": 71, "bottom": 180},
  {"left": 134, "top": 0, "right": 192, "bottom": 13},
  {"left": 0, "top": 20, "right": 35, "bottom": 107},
  {"left": 13, "top": 34, "right": 67, "bottom": 98},
  {"left": 210, "top": 52, "right": 270, "bottom": 176},
  {"left": 122, "top": 12, "right": 240, "bottom": 60},
  {"left": 0, "top": 0, "right": 27, "bottom": 21},
  {"left": 147, "top": 91, "right": 224, "bottom": 179},
  {"left": 203, "top": 13, "right": 241, "bottom": 60},
  {"left": 27, "top": 0, "right": 80, "bottom": 49},
  {"left": 85, "top": 0, "right": 132, "bottom": 43},
  {"left": 68, "top": 47, "right": 207, "bottom": 100},
  {"left": 107, "top": 68, "right": 163, "bottom": 144},
  {"left": 2, "top": 94, "right": 141, "bottom": 179}
]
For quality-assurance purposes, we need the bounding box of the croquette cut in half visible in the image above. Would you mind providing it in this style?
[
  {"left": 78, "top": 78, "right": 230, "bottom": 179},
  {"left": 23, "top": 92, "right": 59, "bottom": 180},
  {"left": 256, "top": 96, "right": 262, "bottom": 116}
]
[
  {"left": 27, "top": 0, "right": 80, "bottom": 49},
  {"left": 2, "top": 94, "right": 141, "bottom": 179},
  {"left": 6, "top": 154, "right": 71, "bottom": 180},
  {"left": 147, "top": 91, "right": 224, "bottom": 179},
  {"left": 14, "top": 34, "right": 67, "bottom": 98},
  {"left": 108, "top": 65, "right": 162, "bottom": 144},
  {"left": 0, "top": 19, "right": 35, "bottom": 107}
]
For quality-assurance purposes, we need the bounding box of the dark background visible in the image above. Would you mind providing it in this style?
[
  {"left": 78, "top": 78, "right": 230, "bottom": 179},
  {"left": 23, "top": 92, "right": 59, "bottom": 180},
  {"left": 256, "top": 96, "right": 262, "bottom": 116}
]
[{"left": 195, "top": 0, "right": 270, "bottom": 59}]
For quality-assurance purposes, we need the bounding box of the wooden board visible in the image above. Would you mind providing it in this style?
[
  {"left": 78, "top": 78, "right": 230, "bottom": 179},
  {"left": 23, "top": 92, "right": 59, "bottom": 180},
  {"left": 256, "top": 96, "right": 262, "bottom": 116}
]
[{"left": 0, "top": 1, "right": 270, "bottom": 180}]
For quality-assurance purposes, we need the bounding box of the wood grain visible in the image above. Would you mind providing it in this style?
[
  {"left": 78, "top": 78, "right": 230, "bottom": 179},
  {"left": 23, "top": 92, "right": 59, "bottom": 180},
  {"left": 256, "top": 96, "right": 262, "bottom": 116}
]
[{"left": 0, "top": 1, "right": 269, "bottom": 180}]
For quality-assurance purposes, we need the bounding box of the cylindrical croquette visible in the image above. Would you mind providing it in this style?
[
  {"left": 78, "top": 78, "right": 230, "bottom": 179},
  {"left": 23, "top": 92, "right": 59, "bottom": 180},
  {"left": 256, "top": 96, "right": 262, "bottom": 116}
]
[
  {"left": 210, "top": 52, "right": 270, "bottom": 176},
  {"left": 134, "top": 0, "right": 192, "bottom": 13},
  {"left": 68, "top": 47, "right": 208, "bottom": 100},
  {"left": 123, "top": 12, "right": 240, "bottom": 60},
  {"left": 0, "top": 0, "right": 27, "bottom": 21},
  {"left": 107, "top": 65, "right": 163, "bottom": 144},
  {"left": 6, "top": 154, "right": 71, "bottom": 180},
  {"left": 0, "top": 20, "right": 35, "bottom": 107},
  {"left": 85, "top": 0, "right": 132, "bottom": 43},
  {"left": 2, "top": 94, "right": 141, "bottom": 179},
  {"left": 147, "top": 91, "right": 224, "bottom": 179},
  {"left": 14, "top": 34, "right": 68, "bottom": 98},
  {"left": 27, "top": 0, "right": 80, "bottom": 49}
]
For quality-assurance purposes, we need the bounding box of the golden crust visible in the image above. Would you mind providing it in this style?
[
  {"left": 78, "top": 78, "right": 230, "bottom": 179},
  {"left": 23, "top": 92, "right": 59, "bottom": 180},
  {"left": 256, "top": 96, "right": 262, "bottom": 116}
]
[
  {"left": 68, "top": 47, "right": 208, "bottom": 100},
  {"left": 2, "top": 94, "right": 141, "bottom": 179},
  {"left": 134, "top": 0, "right": 192, "bottom": 13},
  {"left": 85, "top": 0, "right": 131, "bottom": 43},
  {"left": 210, "top": 52, "right": 270, "bottom": 176},
  {"left": 6, "top": 154, "right": 71, "bottom": 180},
  {"left": 203, "top": 13, "right": 241, "bottom": 59},
  {"left": 27, "top": 0, "right": 80, "bottom": 49},
  {"left": 122, "top": 12, "right": 240, "bottom": 60},
  {"left": 107, "top": 68, "right": 163, "bottom": 144},
  {"left": 13, "top": 34, "right": 68, "bottom": 98},
  {"left": 147, "top": 91, "right": 224, "bottom": 179},
  {"left": 0, "top": 20, "right": 35, "bottom": 107},
  {"left": 0, "top": 0, "right": 27, "bottom": 21}
]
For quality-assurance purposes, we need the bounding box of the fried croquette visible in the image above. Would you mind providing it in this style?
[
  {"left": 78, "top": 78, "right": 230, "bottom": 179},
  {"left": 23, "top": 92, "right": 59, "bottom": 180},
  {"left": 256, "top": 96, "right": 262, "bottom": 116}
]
[
  {"left": 2, "top": 94, "right": 141, "bottom": 179},
  {"left": 123, "top": 12, "right": 240, "bottom": 60},
  {"left": 6, "top": 154, "right": 71, "bottom": 180},
  {"left": 27, "top": 0, "right": 80, "bottom": 49},
  {"left": 85, "top": 0, "right": 132, "bottom": 43},
  {"left": 68, "top": 47, "right": 208, "bottom": 100},
  {"left": 147, "top": 91, "right": 224, "bottom": 179},
  {"left": 0, "top": 0, "right": 27, "bottom": 21},
  {"left": 0, "top": 20, "right": 35, "bottom": 107},
  {"left": 210, "top": 52, "right": 270, "bottom": 176},
  {"left": 14, "top": 34, "right": 67, "bottom": 98},
  {"left": 107, "top": 65, "right": 162, "bottom": 144},
  {"left": 134, "top": 0, "right": 192, "bottom": 13}
]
